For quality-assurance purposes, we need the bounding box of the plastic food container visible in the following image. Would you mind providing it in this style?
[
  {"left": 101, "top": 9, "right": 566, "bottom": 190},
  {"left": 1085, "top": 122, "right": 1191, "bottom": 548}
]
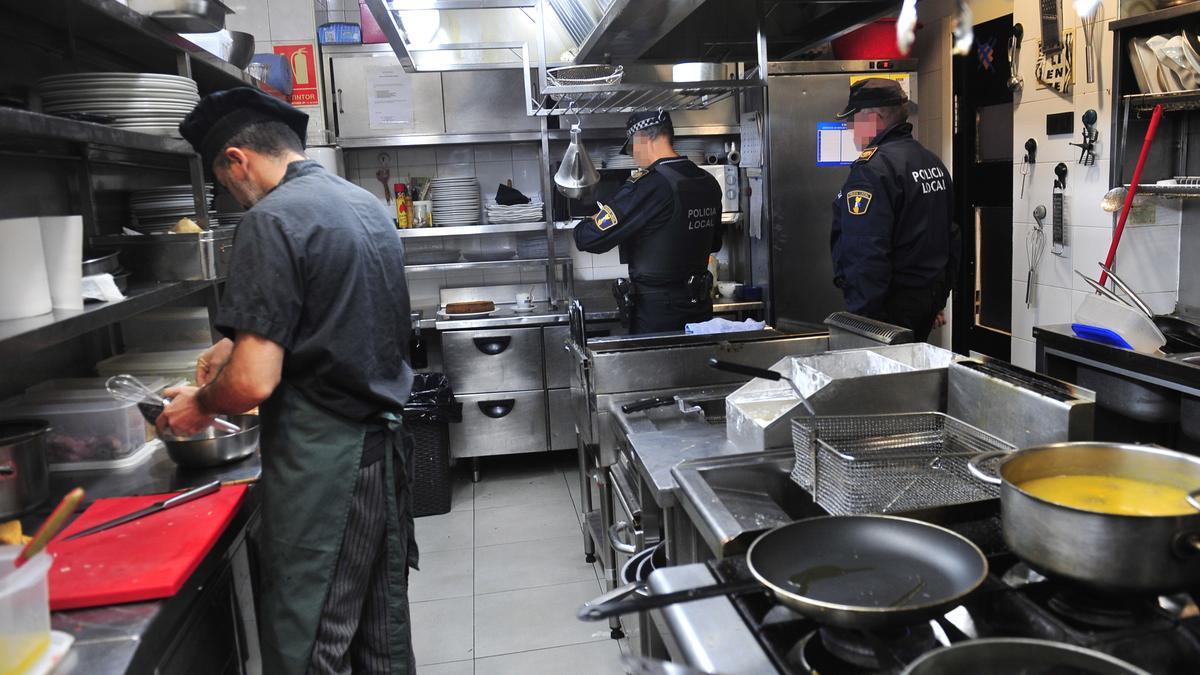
[
  {"left": 25, "top": 376, "right": 168, "bottom": 402},
  {"left": 1073, "top": 293, "right": 1167, "bottom": 353},
  {"left": 318, "top": 22, "right": 362, "bottom": 44},
  {"left": 0, "top": 547, "right": 52, "bottom": 675},
  {"left": 97, "top": 348, "right": 205, "bottom": 384},
  {"left": 0, "top": 397, "right": 152, "bottom": 466}
]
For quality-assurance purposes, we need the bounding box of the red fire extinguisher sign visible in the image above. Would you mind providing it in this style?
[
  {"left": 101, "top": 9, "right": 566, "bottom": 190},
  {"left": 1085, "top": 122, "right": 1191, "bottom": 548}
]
[{"left": 273, "top": 44, "right": 319, "bottom": 106}]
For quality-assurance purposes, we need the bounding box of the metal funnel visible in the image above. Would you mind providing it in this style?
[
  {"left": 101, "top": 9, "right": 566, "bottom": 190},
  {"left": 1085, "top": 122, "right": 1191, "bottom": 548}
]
[{"left": 554, "top": 123, "right": 600, "bottom": 199}]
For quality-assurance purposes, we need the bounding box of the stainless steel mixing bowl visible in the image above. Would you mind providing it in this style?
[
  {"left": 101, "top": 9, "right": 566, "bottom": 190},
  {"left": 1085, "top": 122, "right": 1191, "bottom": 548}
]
[{"left": 162, "top": 414, "right": 259, "bottom": 468}]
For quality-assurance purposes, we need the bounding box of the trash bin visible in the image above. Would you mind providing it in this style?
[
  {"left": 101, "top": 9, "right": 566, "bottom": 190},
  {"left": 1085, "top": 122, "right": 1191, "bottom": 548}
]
[{"left": 401, "top": 373, "right": 462, "bottom": 517}]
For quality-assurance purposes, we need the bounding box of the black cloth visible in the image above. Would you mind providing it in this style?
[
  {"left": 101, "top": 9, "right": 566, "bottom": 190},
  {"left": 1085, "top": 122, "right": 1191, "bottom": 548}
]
[
  {"left": 179, "top": 87, "right": 309, "bottom": 170},
  {"left": 215, "top": 160, "right": 414, "bottom": 421},
  {"left": 885, "top": 285, "right": 944, "bottom": 342},
  {"left": 631, "top": 289, "right": 713, "bottom": 334},
  {"left": 830, "top": 123, "right": 960, "bottom": 330},
  {"left": 620, "top": 110, "right": 673, "bottom": 155},
  {"left": 573, "top": 156, "right": 723, "bottom": 333},
  {"left": 836, "top": 77, "right": 910, "bottom": 119}
]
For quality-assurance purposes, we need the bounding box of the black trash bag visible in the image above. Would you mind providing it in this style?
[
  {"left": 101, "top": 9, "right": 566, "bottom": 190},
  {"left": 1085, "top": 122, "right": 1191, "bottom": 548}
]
[
  {"left": 495, "top": 183, "right": 531, "bottom": 205},
  {"left": 401, "top": 373, "right": 463, "bottom": 423}
]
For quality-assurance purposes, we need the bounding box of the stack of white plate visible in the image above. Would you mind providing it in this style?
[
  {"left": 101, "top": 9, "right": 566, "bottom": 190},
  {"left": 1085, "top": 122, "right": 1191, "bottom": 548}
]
[
  {"left": 430, "top": 177, "right": 481, "bottom": 226},
  {"left": 674, "top": 138, "right": 709, "bottom": 164},
  {"left": 485, "top": 202, "right": 544, "bottom": 224},
  {"left": 602, "top": 145, "right": 638, "bottom": 170},
  {"left": 128, "top": 184, "right": 214, "bottom": 234},
  {"left": 37, "top": 73, "right": 200, "bottom": 137}
]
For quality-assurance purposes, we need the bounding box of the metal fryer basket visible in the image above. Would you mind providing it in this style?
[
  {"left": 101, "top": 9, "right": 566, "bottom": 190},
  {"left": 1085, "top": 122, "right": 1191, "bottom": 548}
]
[{"left": 790, "top": 413, "right": 1014, "bottom": 515}]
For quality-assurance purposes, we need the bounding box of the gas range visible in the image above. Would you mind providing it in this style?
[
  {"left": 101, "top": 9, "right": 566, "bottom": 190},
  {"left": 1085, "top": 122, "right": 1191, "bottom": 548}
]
[{"left": 657, "top": 554, "right": 1200, "bottom": 674}]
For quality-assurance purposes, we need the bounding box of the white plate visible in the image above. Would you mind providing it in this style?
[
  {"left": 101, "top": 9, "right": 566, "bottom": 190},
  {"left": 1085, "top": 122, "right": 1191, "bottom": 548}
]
[
  {"left": 437, "top": 309, "right": 496, "bottom": 319},
  {"left": 512, "top": 305, "right": 536, "bottom": 313}
]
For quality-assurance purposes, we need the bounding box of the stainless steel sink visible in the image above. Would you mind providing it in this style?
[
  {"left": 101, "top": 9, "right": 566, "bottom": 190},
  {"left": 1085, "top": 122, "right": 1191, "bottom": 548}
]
[{"left": 612, "top": 391, "right": 733, "bottom": 436}]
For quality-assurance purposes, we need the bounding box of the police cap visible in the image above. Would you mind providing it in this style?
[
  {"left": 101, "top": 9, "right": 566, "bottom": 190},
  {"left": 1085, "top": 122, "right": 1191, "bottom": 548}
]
[
  {"left": 836, "top": 78, "right": 910, "bottom": 119},
  {"left": 619, "top": 110, "right": 673, "bottom": 155},
  {"left": 179, "top": 87, "right": 309, "bottom": 170}
]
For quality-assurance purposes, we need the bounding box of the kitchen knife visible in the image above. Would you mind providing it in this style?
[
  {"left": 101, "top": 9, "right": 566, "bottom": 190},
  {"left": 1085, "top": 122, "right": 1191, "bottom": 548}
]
[{"left": 63, "top": 481, "right": 221, "bottom": 542}]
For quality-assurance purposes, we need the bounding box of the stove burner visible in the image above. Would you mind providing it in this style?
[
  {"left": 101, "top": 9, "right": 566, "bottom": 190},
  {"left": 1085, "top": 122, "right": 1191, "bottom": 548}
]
[
  {"left": 1045, "top": 589, "right": 1163, "bottom": 630},
  {"left": 794, "top": 625, "right": 944, "bottom": 673},
  {"left": 819, "top": 627, "right": 885, "bottom": 669}
]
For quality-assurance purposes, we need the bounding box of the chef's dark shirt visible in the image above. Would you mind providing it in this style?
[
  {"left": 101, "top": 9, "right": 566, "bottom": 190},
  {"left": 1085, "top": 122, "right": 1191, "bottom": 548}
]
[
  {"left": 215, "top": 159, "right": 412, "bottom": 422},
  {"left": 830, "top": 123, "right": 960, "bottom": 318}
]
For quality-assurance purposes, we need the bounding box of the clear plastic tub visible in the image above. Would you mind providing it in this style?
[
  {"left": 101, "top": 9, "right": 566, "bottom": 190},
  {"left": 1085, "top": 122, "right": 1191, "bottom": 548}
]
[
  {"left": 0, "top": 396, "right": 152, "bottom": 466},
  {"left": 96, "top": 348, "right": 205, "bottom": 384},
  {"left": 0, "top": 547, "right": 52, "bottom": 675},
  {"left": 25, "top": 376, "right": 168, "bottom": 402},
  {"left": 1074, "top": 293, "right": 1167, "bottom": 353}
]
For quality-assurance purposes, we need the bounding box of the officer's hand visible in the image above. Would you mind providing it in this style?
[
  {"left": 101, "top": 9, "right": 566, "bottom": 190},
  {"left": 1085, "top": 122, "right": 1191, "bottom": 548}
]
[{"left": 932, "top": 311, "right": 947, "bottom": 329}]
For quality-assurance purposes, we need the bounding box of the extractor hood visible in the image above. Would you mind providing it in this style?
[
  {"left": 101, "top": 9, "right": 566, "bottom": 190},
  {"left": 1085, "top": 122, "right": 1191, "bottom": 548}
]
[{"left": 365, "top": 0, "right": 899, "bottom": 73}]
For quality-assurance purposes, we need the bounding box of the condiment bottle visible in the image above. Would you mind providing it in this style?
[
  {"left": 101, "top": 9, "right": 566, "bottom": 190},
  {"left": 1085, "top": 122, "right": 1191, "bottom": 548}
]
[{"left": 394, "top": 183, "right": 410, "bottom": 228}]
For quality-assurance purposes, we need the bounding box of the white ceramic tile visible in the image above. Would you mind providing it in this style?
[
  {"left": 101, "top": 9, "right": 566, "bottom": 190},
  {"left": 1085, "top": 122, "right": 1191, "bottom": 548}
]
[
  {"left": 437, "top": 163, "right": 476, "bottom": 179},
  {"left": 395, "top": 165, "right": 439, "bottom": 187},
  {"left": 1115, "top": 224, "right": 1180, "bottom": 293},
  {"left": 411, "top": 596, "right": 474, "bottom": 665},
  {"left": 917, "top": 69, "right": 943, "bottom": 123},
  {"left": 474, "top": 580, "right": 611, "bottom": 657},
  {"left": 592, "top": 265, "right": 628, "bottom": 280},
  {"left": 1068, "top": 225, "right": 1113, "bottom": 290},
  {"left": 568, "top": 240, "right": 595, "bottom": 269},
  {"left": 1013, "top": 98, "right": 1091, "bottom": 166},
  {"left": 474, "top": 535, "right": 597, "bottom": 595},
  {"left": 474, "top": 640, "right": 624, "bottom": 675},
  {"left": 589, "top": 246, "right": 623, "bottom": 268},
  {"left": 574, "top": 267, "right": 594, "bottom": 282},
  {"left": 1067, "top": 161, "right": 1115, "bottom": 229},
  {"left": 408, "top": 548, "right": 474, "bottom": 602},
  {"left": 398, "top": 147, "right": 438, "bottom": 165},
  {"left": 1011, "top": 337, "right": 1037, "bottom": 370},
  {"left": 512, "top": 142, "right": 541, "bottom": 161},
  {"left": 267, "top": 0, "right": 316, "bottom": 41},
  {"left": 1012, "top": 163, "right": 1056, "bottom": 218},
  {"left": 1014, "top": 221, "right": 1075, "bottom": 289},
  {"left": 1142, "top": 291, "right": 1179, "bottom": 315},
  {"left": 437, "top": 146, "right": 476, "bottom": 165},
  {"left": 1012, "top": 280, "right": 1073, "bottom": 340},
  {"left": 475, "top": 161, "right": 517, "bottom": 202},
  {"left": 475, "top": 501, "right": 582, "bottom": 547},
  {"left": 511, "top": 160, "right": 544, "bottom": 204},
  {"left": 444, "top": 270, "right": 486, "bottom": 287},
  {"left": 414, "top": 510, "right": 473, "bottom": 553},
  {"left": 225, "top": 0, "right": 273, "bottom": 42},
  {"left": 420, "top": 660, "right": 473, "bottom": 675},
  {"left": 475, "top": 145, "right": 513, "bottom": 163},
  {"left": 472, "top": 467, "right": 571, "bottom": 510},
  {"left": 407, "top": 277, "right": 445, "bottom": 306},
  {"left": 482, "top": 269, "right": 523, "bottom": 285}
]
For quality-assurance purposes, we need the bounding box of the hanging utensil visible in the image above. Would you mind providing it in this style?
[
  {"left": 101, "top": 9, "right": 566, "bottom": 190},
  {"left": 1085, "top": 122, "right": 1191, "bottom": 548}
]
[
  {"left": 1019, "top": 138, "right": 1037, "bottom": 198},
  {"left": 1026, "top": 210, "right": 1046, "bottom": 308},
  {"left": 1076, "top": 0, "right": 1101, "bottom": 84},
  {"left": 707, "top": 358, "right": 816, "bottom": 416},
  {"left": 897, "top": 0, "right": 919, "bottom": 55},
  {"left": 951, "top": 0, "right": 975, "bottom": 56},
  {"left": 15, "top": 487, "right": 84, "bottom": 567},
  {"left": 62, "top": 481, "right": 221, "bottom": 542},
  {"left": 554, "top": 123, "right": 600, "bottom": 200},
  {"left": 1100, "top": 104, "right": 1164, "bottom": 287},
  {"left": 106, "top": 374, "right": 241, "bottom": 434},
  {"left": 1008, "top": 24, "right": 1025, "bottom": 92}
]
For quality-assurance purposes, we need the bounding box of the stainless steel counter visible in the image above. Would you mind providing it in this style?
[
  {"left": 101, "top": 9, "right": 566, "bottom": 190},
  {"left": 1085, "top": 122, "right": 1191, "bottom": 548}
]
[
  {"left": 624, "top": 423, "right": 745, "bottom": 510},
  {"left": 22, "top": 445, "right": 262, "bottom": 675}
]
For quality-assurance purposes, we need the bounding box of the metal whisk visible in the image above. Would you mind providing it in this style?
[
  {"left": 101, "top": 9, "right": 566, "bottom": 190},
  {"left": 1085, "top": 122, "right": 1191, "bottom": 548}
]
[{"left": 106, "top": 374, "right": 240, "bottom": 433}]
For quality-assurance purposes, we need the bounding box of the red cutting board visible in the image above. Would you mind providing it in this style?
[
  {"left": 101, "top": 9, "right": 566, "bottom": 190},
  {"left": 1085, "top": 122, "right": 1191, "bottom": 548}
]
[{"left": 45, "top": 485, "right": 248, "bottom": 611}]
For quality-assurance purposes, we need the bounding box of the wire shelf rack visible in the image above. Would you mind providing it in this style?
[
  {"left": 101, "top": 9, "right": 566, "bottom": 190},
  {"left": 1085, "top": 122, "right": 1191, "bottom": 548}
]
[
  {"left": 1125, "top": 90, "right": 1200, "bottom": 113},
  {"left": 530, "top": 79, "right": 758, "bottom": 116}
]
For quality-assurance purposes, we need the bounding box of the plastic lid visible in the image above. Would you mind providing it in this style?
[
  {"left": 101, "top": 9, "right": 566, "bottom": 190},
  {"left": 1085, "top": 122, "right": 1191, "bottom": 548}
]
[{"left": 0, "top": 420, "right": 50, "bottom": 445}]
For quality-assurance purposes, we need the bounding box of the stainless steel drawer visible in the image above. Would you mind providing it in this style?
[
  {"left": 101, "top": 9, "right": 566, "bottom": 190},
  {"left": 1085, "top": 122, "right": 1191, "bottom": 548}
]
[
  {"left": 442, "top": 327, "right": 543, "bottom": 394},
  {"left": 450, "top": 390, "right": 548, "bottom": 458},
  {"left": 547, "top": 388, "right": 574, "bottom": 450}
]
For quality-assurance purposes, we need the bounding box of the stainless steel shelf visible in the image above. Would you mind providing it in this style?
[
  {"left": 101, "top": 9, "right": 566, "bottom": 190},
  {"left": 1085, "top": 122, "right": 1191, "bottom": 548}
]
[
  {"left": 1125, "top": 90, "right": 1200, "bottom": 113},
  {"left": 1111, "top": 2, "right": 1200, "bottom": 30},
  {"left": 398, "top": 222, "right": 548, "bottom": 237},
  {"left": 0, "top": 108, "right": 195, "bottom": 156},
  {"left": 6, "top": 0, "right": 272, "bottom": 95},
  {"left": 405, "top": 257, "right": 572, "bottom": 271},
  {"left": 1122, "top": 183, "right": 1200, "bottom": 197},
  {"left": 339, "top": 131, "right": 545, "bottom": 148},
  {"left": 583, "top": 510, "right": 604, "bottom": 552},
  {"left": 0, "top": 281, "right": 215, "bottom": 355},
  {"left": 531, "top": 80, "right": 756, "bottom": 117}
]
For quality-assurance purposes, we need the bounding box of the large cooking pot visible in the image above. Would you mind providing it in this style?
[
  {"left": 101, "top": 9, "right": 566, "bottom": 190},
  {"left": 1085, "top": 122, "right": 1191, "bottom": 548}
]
[
  {"left": 970, "top": 442, "right": 1200, "bottom": 593},
  {"left": 901, "top": 638, "right": 1151, "bottom": 675},
  {"left": 0, "top": 419, "right": 51, "bottom": 520}
]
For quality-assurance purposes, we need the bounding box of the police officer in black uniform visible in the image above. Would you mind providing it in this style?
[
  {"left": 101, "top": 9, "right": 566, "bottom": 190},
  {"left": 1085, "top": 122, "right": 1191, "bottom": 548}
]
[
  {"left": 573, "top": 111, "right": 724, "bottom": 334},
  {"left": 830, "top": 78, "right": 960, "bottom": 342}
]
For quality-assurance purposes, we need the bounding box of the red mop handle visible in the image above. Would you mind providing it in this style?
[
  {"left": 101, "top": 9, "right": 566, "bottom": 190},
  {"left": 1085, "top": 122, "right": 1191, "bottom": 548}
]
[{"left": 1100, "top": 104, "right": 1163, "bottom": 287}]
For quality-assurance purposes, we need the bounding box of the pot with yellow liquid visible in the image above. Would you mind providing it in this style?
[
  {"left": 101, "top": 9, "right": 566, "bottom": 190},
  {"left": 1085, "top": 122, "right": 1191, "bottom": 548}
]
[{"left": 969, "top": 442, "right": 1200, "bottom": 593}]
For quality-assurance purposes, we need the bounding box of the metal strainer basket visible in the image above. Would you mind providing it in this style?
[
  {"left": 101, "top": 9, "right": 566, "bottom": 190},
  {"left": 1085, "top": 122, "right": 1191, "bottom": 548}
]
[
  {"left": 790, "top": 413, "right": 1015, "bottom": 516},
  {"left": 546, "top": 64, "right": 625, "bottom": 87}
]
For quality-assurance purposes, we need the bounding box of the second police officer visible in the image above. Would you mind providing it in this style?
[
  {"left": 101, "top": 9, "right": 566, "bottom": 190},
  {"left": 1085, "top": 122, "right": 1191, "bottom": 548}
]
[
  {"left": 830, "top": 78, "right": 960, "bottom": 342},
  {"left": 574, "top": 110, "right": 724, "bottom": 334}
]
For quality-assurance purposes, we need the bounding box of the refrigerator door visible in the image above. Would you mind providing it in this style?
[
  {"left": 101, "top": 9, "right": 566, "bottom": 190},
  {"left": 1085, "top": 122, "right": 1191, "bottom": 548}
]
[{"left": 766, "top": 68, "right": 917, "bottom": 332}]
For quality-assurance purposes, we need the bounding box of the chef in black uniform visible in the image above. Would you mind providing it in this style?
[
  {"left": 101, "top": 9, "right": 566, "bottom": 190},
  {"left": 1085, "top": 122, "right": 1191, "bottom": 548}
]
[
  {"left": 830, "top": 78, "right": 960, "bottom": 342},
  {"left": 160, "top": 88, "right": 417, "bottom": 675},
  {"left": 573, "top": 110, "right": 724, "bottom": 333}
]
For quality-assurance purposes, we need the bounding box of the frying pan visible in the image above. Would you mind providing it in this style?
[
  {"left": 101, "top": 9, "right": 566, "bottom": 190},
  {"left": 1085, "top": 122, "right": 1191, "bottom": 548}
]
[{"left": 579, "top": 515, "right": 988, "bottom": 631}]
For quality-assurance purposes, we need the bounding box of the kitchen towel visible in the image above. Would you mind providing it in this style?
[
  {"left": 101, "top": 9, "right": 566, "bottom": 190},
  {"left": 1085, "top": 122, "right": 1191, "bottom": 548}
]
[
  {"left": 0, "top": 217, "right": 53, "bottom": 320},
  {"left": 39, "top": 216, "right": 84, "bottom": 310},
  {"left": 685, "top": 317, "right": 767, "bottom": 334}
]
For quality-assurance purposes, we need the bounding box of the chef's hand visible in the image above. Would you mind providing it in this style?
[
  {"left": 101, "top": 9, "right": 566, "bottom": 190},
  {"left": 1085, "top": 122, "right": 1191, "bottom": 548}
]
[
  {"left": 932, "top": 311, "right": 947, "bottom": 330},
  {"left": 157, "top": 385, "right": 214, "bottom": 437},
  {"left": 196, "top": 338, "right": 234, "bottom": 386}
]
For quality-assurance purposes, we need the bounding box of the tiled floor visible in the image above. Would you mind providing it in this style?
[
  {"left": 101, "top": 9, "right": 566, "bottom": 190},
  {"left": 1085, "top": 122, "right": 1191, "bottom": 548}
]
[{"left": 410, "top": 452, "right": 627, "bottom": 674}]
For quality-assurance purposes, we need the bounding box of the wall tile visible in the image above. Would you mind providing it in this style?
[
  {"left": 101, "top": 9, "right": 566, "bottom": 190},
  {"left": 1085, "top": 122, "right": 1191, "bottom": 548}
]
[
  {"left": 396, "top": 165, "right": 439, "bottom": 184},
  {"left": 475, "top": 145, "right": 513, "bottom": 163},
  {"left": 482, "top": 269, "right": 523, "bottom": 285},
  {"left": 436, "top": 146, "right": 475, "bottom": 165},
  {"left": 1012, "top": 280, "right": 1073, "bottom": 340},
  {"left": 593, "top": 265, "right": 628, "bottom": 280},
  {"left": 1011, "top": 337, "right": 1037, "bottom": 370},
  {"left": 397, "top": 147, "right": 438, "bottom": 165},
  {"left": 918, "top": 69, "right": 943, "bottom": 122},
  {"left": 588, "top": 246, "right": 623, "bottom": 268},
  {"left": 267, "top": 0, "right": 316, "bottom": 41},
  {"left": 1069, "top": 225, "right": 1115, "bottom": 291},
  {"left": 436, "top": 163, "right": 476, "bottom": 178},
  {"left": 512, "top": 143, "right": 541, "bottom": 161},
  {"left": 475, "top": 161, "right": 517, "bottom": 204},
  {"left": 1014, "top": 221, "right": 1075, "bottom": 289},
  {"left": 1066, "top": 159, "right": 1114, "bottom": 228},
  {"left": 225, "top": 0, "right": 273, "bottom": 42},
  {"left": 574, "top": 267, "right": 594, "bottom": 281},
  {"left": 443, "top": 270, "right": 485, "bottom": 287},
  {"left": 1116, "top": 224, "right": 1180, "bottom": 293}
]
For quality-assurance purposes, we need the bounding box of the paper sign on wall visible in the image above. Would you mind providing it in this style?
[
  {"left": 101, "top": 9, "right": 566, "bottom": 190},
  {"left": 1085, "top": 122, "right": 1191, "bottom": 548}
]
[
  {"left": 739, "top": 111, "right": 763, "bottom": 168},
  {"left": 366, "top": 66, "right": 415, "bottom": 129},
  {"left": 273, "top": 44, "right": 318, "bottom": 106},
  {"left": 1035, "top": 29, "right": 1074, "bottom": 94}
]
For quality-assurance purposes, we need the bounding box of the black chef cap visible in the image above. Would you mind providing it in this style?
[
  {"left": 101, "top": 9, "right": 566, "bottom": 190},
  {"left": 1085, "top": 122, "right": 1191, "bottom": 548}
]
[
  {"left": 836, "top": 78, "right": 910, "bottom": 119},
  {"left": 179, "top": 87, "right": 309, "bottom": 170},
  {"left": 619, "top": 110, "right": 673, "bottom": 155}
]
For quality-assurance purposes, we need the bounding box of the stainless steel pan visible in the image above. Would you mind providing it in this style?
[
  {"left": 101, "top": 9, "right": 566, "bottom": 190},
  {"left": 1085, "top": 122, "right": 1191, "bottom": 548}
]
[
  {"left": 162, "top": 414, "right": 259, "bottom": 468},
  {"left": 969, "top": 442, "right": 1200, "bottom": 593},
  {"left": 579, "top": 515, "right": 988, "bottom": 631}
]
